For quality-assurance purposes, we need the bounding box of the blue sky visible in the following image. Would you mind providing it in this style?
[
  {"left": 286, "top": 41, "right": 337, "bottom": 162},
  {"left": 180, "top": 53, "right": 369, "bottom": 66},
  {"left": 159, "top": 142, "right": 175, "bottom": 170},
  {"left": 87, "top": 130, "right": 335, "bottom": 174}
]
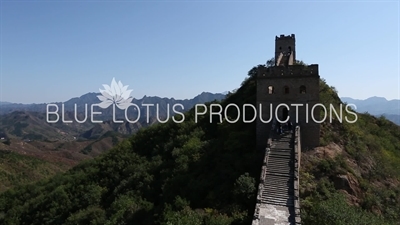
[{"left": 0, "top": 0, "right": 399, "bottom": 104}]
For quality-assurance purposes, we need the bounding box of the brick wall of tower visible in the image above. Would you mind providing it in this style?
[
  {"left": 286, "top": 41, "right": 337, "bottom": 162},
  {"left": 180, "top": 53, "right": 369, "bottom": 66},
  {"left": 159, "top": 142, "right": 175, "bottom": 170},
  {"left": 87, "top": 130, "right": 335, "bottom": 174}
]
[{"left": 256, "top": 66, "right": 320, "bottom": 150}]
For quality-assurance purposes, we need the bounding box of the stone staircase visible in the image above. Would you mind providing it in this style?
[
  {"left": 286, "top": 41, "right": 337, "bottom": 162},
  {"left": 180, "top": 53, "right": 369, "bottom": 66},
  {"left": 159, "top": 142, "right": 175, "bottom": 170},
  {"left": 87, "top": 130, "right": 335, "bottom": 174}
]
[
  {"left": 261, "top": 134, "right": 294, "bottom": 208},
  {"left": 252, "top": 129, "right": 300, "bottom": 225}
]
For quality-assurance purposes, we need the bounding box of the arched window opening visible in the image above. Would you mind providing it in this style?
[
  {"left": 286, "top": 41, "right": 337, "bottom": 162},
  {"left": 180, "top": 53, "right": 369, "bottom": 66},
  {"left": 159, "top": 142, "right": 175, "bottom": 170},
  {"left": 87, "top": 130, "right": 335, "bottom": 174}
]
[
  {"left": 284, "top": 86, "right": 289, "bottom": 94},
  {"left": 288, "top": 46, "right": 292, "bottom": 51},
  {"left": 279, "top": 46, "right": 282, "bottom": 51},
  {"left": 300, "top": 85, "right": 306, "bottom": 94},
  {"left": 268, "top": 86, "right": 274, "bottom": 94}
]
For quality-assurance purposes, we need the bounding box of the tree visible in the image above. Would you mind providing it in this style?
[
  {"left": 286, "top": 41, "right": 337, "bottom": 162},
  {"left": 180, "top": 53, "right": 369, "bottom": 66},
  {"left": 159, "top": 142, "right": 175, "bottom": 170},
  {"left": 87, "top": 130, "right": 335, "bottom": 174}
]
[
  {"left": 247, "top": 64, "right": 266, "bottom": 78},
  {"left": 295, "top": 60, "right": 307, "bottom": 66},
  {"left": 233, "top": 173, "right": 256, "bottom": 200},
  {"left": 266, "top": 57, "right": 275, "bottom": 68}
]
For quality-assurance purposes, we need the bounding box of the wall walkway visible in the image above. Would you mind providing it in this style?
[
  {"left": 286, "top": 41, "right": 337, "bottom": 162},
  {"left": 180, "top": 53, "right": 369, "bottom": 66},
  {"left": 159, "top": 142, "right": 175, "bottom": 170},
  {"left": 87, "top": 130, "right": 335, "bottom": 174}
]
[{"left": 252, "top": 126, "right": 301, "bottom": 225}]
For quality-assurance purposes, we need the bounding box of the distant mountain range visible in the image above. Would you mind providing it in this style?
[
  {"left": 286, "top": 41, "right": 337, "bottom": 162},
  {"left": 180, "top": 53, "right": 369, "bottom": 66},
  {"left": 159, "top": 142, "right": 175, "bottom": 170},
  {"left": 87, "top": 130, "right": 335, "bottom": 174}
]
[
  {"left": 0, "top": 92, "right": 227, "bottom": 141},
  {"left": 3, "top": 94, "right": 396, "bottom": 116},
  {"left": 1, "top": 94, "right": 398, "bottom": 141},
  {"left": 340, "top": 96, "right": 400, "bottom": 125},
  {"left": 0, "top": 92, "right": 226, "bottom": 116}
]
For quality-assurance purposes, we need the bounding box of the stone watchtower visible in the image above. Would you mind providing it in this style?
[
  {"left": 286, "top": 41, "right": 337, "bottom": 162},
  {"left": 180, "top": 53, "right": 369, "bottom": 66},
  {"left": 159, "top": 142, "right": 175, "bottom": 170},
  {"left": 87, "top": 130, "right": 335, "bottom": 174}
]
[
  {"left": 275, "top": 34, "right": 296, "bottom": 66},
  {"left": 256, "top": 34, "right": 320, "bottom": 150}
]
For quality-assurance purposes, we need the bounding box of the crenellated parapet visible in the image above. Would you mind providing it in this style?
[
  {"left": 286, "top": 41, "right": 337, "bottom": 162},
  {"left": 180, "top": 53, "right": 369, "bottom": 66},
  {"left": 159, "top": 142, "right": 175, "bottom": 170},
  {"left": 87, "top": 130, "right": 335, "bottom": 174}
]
[
  {"left": 276, "top": 34, "right": 295, "bottom": 40},
  {"left": 257, "top": 64, "right": 319, "bottom": 78},
  {"left": 294, "top": 126, "right": 302, "bottom": 224}
]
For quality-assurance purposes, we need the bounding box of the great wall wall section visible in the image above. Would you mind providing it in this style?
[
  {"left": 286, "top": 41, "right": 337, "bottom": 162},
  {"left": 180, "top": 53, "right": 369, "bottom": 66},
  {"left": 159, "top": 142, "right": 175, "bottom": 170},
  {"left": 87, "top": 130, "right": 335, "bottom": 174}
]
[
  {"left": 253, "top": 34, "right": 320, "bottom": 224},
  {"left": 252, "top": 127, "right": 301, "bottom": 225}
]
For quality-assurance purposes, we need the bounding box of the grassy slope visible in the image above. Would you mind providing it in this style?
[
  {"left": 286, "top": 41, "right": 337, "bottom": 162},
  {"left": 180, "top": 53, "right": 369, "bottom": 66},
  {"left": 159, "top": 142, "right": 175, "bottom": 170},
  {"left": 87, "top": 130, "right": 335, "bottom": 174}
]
[
  {"left": 0, "top": 150, "right": 67, "bottom": 192},
  {"left": 0, "top": 72, "right": 399, "bottom": 225},
  {"left": 0, "top": 132, "right": 123, "bottom": 193},
  {"left": 300, "top": 79, "right": 400, "bottom": 224}
]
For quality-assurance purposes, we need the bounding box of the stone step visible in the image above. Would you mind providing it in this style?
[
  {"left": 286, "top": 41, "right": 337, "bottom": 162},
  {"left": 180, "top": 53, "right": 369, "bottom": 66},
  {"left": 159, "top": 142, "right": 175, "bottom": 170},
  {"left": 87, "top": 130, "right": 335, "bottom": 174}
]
[
  {"left": 265, "top": 181, "right": 293, "bottom": 187},
  {"left": 268, "top": 155, "right": 292, "bottom": 160},
  {"left": 265, "top": 177, "right": 294, "bottom": 182},
  {"left": 263, "top": 182, "right": 294, "bottom": 189},
  {"left": 269, "top": 151, "right": 293, "bottom": 156},
  {"left": 262, "top": 196, "right": 294, "bottom": 202},
  {"left": 269, "top": 153, "right": 292, "bottom": 157},
  {"left": 263, "top": 186, "right": 292, "bottom": 191},
  {"left": 261, "top": 197, "right": 292, "bottom": 204},
  {"left": 267, "top": 167, "right": 292, "bottom": 173},
  {"left": 263, "top": 186, "right": 292, "bottom": 190},
  {"left": 267, "top": 166, "right": 292, "bottom": 171},
  {"left": 267, "top": 170, "right": 293, "bottom": 176},
  {"left": 268, "top": 156, "right": 292, "bottom": 161},
  {"left": 261, "top": 198, "right": 294, "bottom": 207},
  {"left": 270, "top": 143, "right": 292, "bottom": 147},
  {"left": 269, "top": 146, "right": 293, "bottom": 152},
  {"left": 262, "top": 201, "right": 294, "bottom": 208},
  {"left": 263, "top": 184, "right": 290, "bottom": 188},
  {"left": 268, "top": 158, "right": 292, "bottom": 163},
  {"left": 264, "top": 175, "right": 292, "bottom": 181},
  {"left": 262, "top": 190, "right": 294, "bottom": 197},
  {"left": 263, "top": 181, "right": 292, "bottom": 187},
  {"left": 268, "top": 157, "right": 292, "bottom": 162},
  {"left": 267, "top": 170, "right": 292, "bottom": 175},
  {"left": 261, "top": 194, "right": 294, "bottom": 200},
  {"left": 269, "top": 156, "right": 292, "bottom": 160},
  {"left": 267, "top": 169, "right": 292, "bottom": 175},
  {"left": 271, "top": 142, "right": 292, "bottom": 145},
  {"left": 265, "top": 176, "right": 294, "bottom": 181},
  {"left": 263, "top": 185, "right": 293, "bottom": 191},
  {"left": 263, "top": 187, "right": 294, "bottom": 195},
  {"left": 264, "top": 177, "right": 293, "bottom": 182},
  {"left": 266, "top": 171, "right": 294, "bottom": 177},
  {"left": 266, "top": 163, "right": 292, "bottom": 169},
  {"left": 262, "top": 195, "right": 295, "bottom": 202},
  {"left": 263, "top": 185, "right": 292, "bottom": 191},
  {"left": 270, "top": 147, "right": 292, "bottom": 150},
  {"left": 267, "top": 164, "right": 292, "bottom": 169},
  {"left": 269, "top": 157, "right": 292, "bottom": 162},
  {"left": 261, "top": 197, "right": 291, "bottom": 204},
  {"left": 262, "top": 190, "right": 292, "bottom": 198},
  {"left": 265, "top": 171, "right": 293, "bottom": 177},
  {"left": 271, "top": 146, "right": 291, "bottom": 150},
  {"left": 263, "top": 186, "right": 292, "bottom": 192},
  {"left": 264, "top": 174, "right": 293, "bottom": 181},
  {"left": 267, "top": 159, "right": 292, "bottom": 165}
]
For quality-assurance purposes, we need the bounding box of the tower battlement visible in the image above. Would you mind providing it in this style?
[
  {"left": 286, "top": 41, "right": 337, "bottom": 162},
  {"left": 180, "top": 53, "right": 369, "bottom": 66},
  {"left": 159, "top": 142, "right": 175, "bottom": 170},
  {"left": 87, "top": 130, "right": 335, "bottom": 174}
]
[
  {"left": 276, "top": 34, "right": 295, "bottom": 40},
  {"left": 257, "top": 64, "right": 319, "bottom": 78},
  {"left": 275, "top": 34, "right": 296, "bottom": 64}
]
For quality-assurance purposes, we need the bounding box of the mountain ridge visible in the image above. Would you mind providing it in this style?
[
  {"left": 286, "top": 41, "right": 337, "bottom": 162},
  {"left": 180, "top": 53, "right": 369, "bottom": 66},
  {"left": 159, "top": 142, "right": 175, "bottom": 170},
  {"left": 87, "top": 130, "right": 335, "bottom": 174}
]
[
  {"left": 0, "top": 91, "right": 228, "bottom": 105},
  {"left": 340, "top": 96, "right": 400, "bottom": 125},
  {"left": 0, "top": 92, "right": 226, "bottom": 115}
]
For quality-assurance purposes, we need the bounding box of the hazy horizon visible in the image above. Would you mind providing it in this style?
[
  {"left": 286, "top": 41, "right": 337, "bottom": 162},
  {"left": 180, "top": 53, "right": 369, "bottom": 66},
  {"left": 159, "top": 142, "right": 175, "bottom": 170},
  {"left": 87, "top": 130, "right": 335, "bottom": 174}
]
[
  {"left": 1, "top": 1, "right": 399, "bottom": 104},
  {"left": 1, "top": 91, "right": 399, "bottom": 105}
]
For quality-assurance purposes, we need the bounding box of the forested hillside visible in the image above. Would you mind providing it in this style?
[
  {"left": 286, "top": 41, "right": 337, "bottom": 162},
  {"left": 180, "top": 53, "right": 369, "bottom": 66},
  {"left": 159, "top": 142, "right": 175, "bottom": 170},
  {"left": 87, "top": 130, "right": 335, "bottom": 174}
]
[
  {"left": 0, "top": 65, "right": 400, "bottom": 225},
  {"left": 0, "top": 71, "right": 259, "bottom": 225}
]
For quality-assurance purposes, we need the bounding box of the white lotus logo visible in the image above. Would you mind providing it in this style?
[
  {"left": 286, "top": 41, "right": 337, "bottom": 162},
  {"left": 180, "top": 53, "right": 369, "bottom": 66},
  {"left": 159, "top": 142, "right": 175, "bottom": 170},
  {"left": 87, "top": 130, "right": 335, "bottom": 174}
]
[{"left": 97, "top": 78, "right": 133, "bottom": 110}]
